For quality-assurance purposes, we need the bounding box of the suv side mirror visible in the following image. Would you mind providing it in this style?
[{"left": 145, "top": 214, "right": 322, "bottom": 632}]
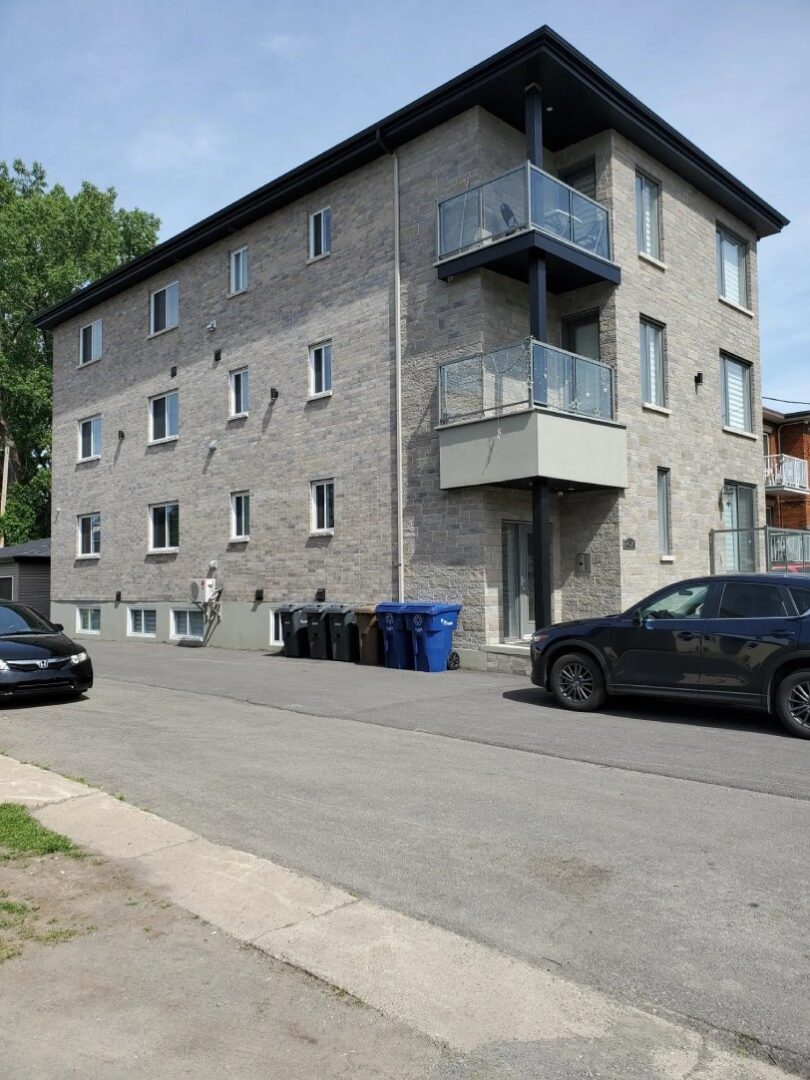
[
  {"left": 52, "top": 622, "right": 64, "bottom": 632},
  {"left": 632, "top": 610, "right": 643, "bottom": 627}
]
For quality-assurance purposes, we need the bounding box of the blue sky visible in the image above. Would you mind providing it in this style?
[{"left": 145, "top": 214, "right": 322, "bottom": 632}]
[{"left": 1, "top": 0, "right": 807, "bottom": 402}]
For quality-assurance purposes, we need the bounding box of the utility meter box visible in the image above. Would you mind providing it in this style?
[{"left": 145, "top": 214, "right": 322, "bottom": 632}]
[{"left": 190, "top": 578, "right": 218, "bottom": 604}]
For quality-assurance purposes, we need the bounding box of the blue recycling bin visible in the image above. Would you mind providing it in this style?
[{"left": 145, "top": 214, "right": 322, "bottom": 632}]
[
  {"left": 375, "top": 602, "right": 413, "bottom": 669},
  {"left": 403, "top": 603, "right": 462, "bottom": 673}
]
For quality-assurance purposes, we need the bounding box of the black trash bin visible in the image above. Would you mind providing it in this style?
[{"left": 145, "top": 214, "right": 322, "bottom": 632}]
[
  {"left": 326, "top": 604, "right": 359, "bottom": 662},
  {"left": 277, "top": 603, "right": 309, "bottom": 658},
  {"left": 304, "top": 603, "right": 331, "bottom": 659}
]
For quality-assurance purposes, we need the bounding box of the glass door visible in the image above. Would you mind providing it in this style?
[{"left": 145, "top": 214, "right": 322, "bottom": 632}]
[
  {"left": 722, "top": 483, "right": 756, "bottom": 571},
  {"left": 502, "top": 522, "right": 535, "bottom": 640}
]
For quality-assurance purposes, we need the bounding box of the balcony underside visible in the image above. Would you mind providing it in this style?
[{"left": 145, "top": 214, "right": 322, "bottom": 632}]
[
  {"left": 436, "top": 229, "right": 622, "bottom": 292},
  {"left": 766, "top": 485, "right": 810, "bottom": 496},
  {"left": 438, "top": 408, "right": 627, "bottom": 491}
]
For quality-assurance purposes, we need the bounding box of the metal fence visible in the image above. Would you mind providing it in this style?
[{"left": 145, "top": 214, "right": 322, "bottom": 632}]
[{"left": 709, "top": 526, "right": 810, "bottom": 575}]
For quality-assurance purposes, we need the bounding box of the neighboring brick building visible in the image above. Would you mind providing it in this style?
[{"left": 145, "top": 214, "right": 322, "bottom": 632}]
[
  {"left": 34, "top": 27, "right": 787, "bottom": 670},
  {"left": 763, "top": 407, "right": 810, "bottom": 529}
]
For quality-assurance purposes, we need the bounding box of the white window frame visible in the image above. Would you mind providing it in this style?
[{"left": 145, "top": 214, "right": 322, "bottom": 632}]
[
  {"left": 79, "top": 318, "right": 103, "bottom": 366},
  {"left": 78, "top": 415, "right": 102, "bottom": 461},
  {"left": 230, "top": 490, "right": 250, "bottom": 541},
  {"left": 171, "top": 608, "right": 205, "bottom": 641},
  {"left": 716, "top": 227, "right": 748, "bottom": 308},
  {"left": 308, "top": 207, "right": 331, "bottom": 260},
  {"left": 230, "top": 245, "right": 248, "bottom": 295},
  {"left": 149, "top": 502, "right": 179, "bottom": 553},
  {"left": 228, "top": 367, "right": 249, "bottom": 418},
  {"left": 150, "top": 280, "right": 179, "bottom": 336},
  {"left": 636, "top": 171, "right": 661, "bottom": 260},
  {"left": 308, "top": 340, "right": 333, "bottom": 398},
  {"left": 128, "top": 607, "right": 157, "bottom": 638},
  {"left": 269, "top": 608, "right": 283, "bottom": 646},
  {"left": 657, "top": 468, "right": 672, "bottom": 557},
  {"left": 640, "top": 318, "right": 666, "bottom": 407},
  {"left": 149, "top": 390, "right": 179, "bottom": 443},
  {"left": 77, "top": 512, "right": 101, "bottom": 559},
  {"left": 76, "top": 606, "right": 101, "bottom": 635},
  {"left": 721, "top": 353, "right": 753, "bottom": 433},
  {"left": 310, "top": 478, "right": 335, "bottom": 534}
]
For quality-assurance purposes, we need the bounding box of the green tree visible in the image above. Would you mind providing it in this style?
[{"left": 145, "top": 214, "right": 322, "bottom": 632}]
[{"left": 0, "top": 160, "right": 159, "bottom": 544}]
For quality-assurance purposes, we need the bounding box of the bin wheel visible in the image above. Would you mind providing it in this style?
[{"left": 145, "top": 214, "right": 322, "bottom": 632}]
[{"left": 447, "top": 651, "right": 460, "bottom": 671}]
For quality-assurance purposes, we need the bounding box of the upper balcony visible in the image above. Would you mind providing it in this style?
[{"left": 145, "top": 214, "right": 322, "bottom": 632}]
[
  {"left": 436, "top": 338, "right": 627, "bottom": 491},
  {"left": 436, "top": 164, "right": 621, "bottom": 292},
  {"left": 765, "top": 454, "right": 809, "bottom": 494}
]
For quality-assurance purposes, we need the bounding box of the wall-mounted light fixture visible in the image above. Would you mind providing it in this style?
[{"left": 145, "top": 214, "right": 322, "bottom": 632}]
[
  {"left": 170, "top": 365, "right": 177, "bottom": 378},
  {"left": 694, "top": 372, "right": 703, "bottom": 387},
  {"left": 115, "top": 590, "right": 122, "bottom": 604},
  {"left": 206, "top": 320, "right": 217, "bottom": 332},
  {"left": 270, "top": 387, "right": 279, "bottom": 402},
  {"left": 254, "top": 588, "right": 264, "bottom": 603},
  {"left": 118, "top": 430, "right": 125, "bottom": 441}
]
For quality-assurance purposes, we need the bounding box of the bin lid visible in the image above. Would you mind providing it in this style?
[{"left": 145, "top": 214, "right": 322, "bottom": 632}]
[
  {"left": 375, "top": 601, "right": 407, "bottom": 614},
  {"left": 276, "top": 602, "right": 307, "bottom": 613},
  {"left": 302, "top": 603, "right": 328, "bottom": 614},
  {"left": 401, "top": 602, "right": 462, "bottom": 615},
  {"left": 354, "top": 604, "right": 378, "bottom": 614},
  {"left": 324, "top": 603, "right": 354, "bottom": 614}
]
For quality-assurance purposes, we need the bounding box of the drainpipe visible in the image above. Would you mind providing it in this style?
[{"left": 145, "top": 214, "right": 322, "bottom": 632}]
[{"left": 377, "top": 129, "right": 405, "bottom": 601}]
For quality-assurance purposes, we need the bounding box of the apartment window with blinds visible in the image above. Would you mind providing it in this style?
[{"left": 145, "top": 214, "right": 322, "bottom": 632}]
[
  {"left": 77, "top": 513, "right": 101, "bottom": 557},
  {"left": 229, "top": 368, "right": 249, "bottom": 416},
  {"left": 722, "top": 354, "right": 752, "bottom": 432},
  {"left": 716, "top": 228, "right": 748, "bottom": 307},
  {"left": 636, "top": 172, "right": 661, "bottom": 259},
  {"left": 129, "top": 608, "right": 157, "bottom": 637},
  {"left": 309, "top": 208, "right": 331, "bottom": 259},
  {"left": 230, "top": 246, "right": 248, "bottom": 294},
  {"left": 640, "top": 318, "right": 665, "bottom": 407},
  {"left": 230, "top": 491, "right": 250, "bottom": 541},
  {"left": 78, "top": 416, "right": 101, "bottom": 460},
  {"left": 657, "top": 469, "right": 672, "bottom": 556},
  {"left": 149, "top": 391, "right": 179, "bottom": 442},
  {"left": 310, "top": 479, "right": 334, "bottom": 533},
  {"left": 309, "top": 341, "right": 333, "bottom": 397}
]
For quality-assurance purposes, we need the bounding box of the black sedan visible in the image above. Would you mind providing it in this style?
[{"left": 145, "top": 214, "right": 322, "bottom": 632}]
[
  {"left": 531, "top": 574, "right": 810, "bottom": 739},
  {"left": 0, "top": 602, "right": 93, "bottom": 699}
]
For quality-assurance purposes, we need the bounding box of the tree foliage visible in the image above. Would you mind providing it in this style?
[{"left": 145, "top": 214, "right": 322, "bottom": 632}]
[{"left": 0, "top": 160, "right": 159, "bottom": 544}]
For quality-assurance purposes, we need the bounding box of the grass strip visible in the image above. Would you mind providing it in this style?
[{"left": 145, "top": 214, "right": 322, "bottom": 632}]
[{"left": 0, "top": 803, "right": 80, "bottom": 858}]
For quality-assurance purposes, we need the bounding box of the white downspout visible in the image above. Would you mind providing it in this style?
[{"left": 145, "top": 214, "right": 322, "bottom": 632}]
[{"left": 392, "top": 151, "right": 405, "bottom": 601}]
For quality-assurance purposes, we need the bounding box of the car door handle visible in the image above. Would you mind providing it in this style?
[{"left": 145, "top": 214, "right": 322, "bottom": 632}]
[
  {"left": 676, "top": 632, "right": 697, "bottom": 641},
  {"left": 770, "top": 629, "right": 795, "bottom": 639}
]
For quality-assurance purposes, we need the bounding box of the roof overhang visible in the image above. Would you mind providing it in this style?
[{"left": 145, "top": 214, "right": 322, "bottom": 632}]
[{"left": 34, "top": 25, "right": 788, "bottom": 331}]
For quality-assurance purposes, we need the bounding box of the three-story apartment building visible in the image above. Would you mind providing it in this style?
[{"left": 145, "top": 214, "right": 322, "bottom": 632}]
[{"left": 35, "top": 27, "right": 787, "bottom": 670}]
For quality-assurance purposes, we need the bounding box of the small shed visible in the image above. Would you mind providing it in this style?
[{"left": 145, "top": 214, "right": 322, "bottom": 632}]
[{"left": 0, "top": 538, "right": 51, "bottom": 613}]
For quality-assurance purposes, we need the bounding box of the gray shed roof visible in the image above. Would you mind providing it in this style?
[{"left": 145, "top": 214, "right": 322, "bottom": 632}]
[{"left": 0, "top": 538, "right": 51, "bottom": 562}]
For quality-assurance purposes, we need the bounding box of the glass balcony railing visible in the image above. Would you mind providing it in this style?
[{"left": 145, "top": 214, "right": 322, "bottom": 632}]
[
  {"left": 765, "top": 454, "right": 809, "bottom": 492},
  {"left": 438, "top": 338, "right": 615, "bottom": 426},
  {"left": 437, "top": 163, "right": 611, "bottom": 263}
]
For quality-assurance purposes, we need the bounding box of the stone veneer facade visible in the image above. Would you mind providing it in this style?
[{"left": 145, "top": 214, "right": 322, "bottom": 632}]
[{"left": 49, "top": 104, "right": 766, "bottom": 670}]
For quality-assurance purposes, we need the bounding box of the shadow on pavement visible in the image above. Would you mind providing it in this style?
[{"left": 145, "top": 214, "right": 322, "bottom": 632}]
[{"left": 502, "top": 687, "right": 791, "bottom": 738}]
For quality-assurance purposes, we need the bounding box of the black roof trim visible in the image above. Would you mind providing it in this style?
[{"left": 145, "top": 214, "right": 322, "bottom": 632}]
[{"left": 33, "top": 26, "right": 788, "bottom": 331}]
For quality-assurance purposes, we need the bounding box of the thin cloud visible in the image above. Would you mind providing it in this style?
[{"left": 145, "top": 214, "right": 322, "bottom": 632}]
[{"left": 126, "top": 124, "right": 225, "bottom": 173}]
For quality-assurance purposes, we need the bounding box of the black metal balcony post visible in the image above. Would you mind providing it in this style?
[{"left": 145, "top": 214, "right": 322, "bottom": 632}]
[{"left": 525, "top": 83, "right": 553, "bottom": 629}]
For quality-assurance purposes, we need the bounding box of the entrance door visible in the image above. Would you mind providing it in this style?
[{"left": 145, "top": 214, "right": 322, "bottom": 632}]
[
  {"left": 503, "top": 522, "right": 535, "bottom": 640},
  {"left": 722, "top": 482, "right": 756, "bottom": 571}
]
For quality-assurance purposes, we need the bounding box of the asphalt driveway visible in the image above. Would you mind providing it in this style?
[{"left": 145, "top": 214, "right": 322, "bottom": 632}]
[{"left": 1, "top": 640, "right": 808, "bottom": 1074}]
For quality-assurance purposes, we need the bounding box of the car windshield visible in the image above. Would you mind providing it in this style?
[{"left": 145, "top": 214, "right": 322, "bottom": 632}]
[{"left": 0, "top": 604, "right": 56, "bottom": 636}]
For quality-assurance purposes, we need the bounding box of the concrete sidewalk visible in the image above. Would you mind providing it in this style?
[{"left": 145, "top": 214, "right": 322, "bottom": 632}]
[{"left": 1, "top": 753, "right": 800, "bottom": 1079}]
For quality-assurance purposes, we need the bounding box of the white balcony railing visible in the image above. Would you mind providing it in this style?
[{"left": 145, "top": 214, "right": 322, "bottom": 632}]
[
  {"left": 437, "top": 163, "right": 611, "bottom": 263},
  {"left": 765, "top": 454, "right": 809, "bottom": 492}
]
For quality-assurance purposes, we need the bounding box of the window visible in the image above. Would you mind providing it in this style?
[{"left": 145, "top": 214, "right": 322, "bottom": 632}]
[
  {"left": 722, "top": 354, "right": 752, "bottom": 432},
  {"left": 562, "top": 311, "right": 599, "bottom": 360},
  {"left": 716, "top": 228, "right": 748, "bottom": 307},
  {"left": 636, "top": 172, "right": 661, "bottom": 259},
  {"left": 230, "top": 246, "right": 248, "bottom": 294},
  {"left": 172, "top": 609, "right": 204, "bottom": 639},
  {"left": 311, "top": 479, "right": 334, "bottom": 533},
  {"left": 77, "top": 513, "right": 101, "bottom": 557},
  {"left": 640, "top": 318, "right": 665, "bottom": 406},
  {"left": 638, "top": 584, "right": 708, "bottom": 621},
  {"left": 657, "top": 469, "right": 672, "bottom": 556},
  {"left": 309, "top": 341, "right": 333, "bottom": 397},
  {"left": 150, "top": 281, "right": 179, "bottom": 334},
  {"left": 77, "top": 607, "right": 101, "bottom": 634},
  {"left": 150, "top": 502, "right": 179, "bottom": 551},
  {"left": 560, "top": 161, "right": 596, "bottom": 200},
  {"left": 721, "top": 482, "right": 756, "bottom": 572},
  {"left": 270, "top": 609, "right": 283, "bottom": 646},
  {"left": 79, "top": 319, "right": 103, "bottom": 365},
  {"left": 718, "top": 582, "right": 787, "bottom": 619},
  {"left": 150, "top": 391, "right": 179, "bottom": 442},
  {"left": 229, "top": 368, "right": 249, "bottom": 417},
  {"left": 129, "top": 608, "right": 157, "bottom": 636},
  {"left": 78, "top": 416, "right": 101, "bottom": 460},
  {"left": 231, "top": 491, "right": 250, "bottom": 540},
  {"left": 309, "top": 207, "right": 331, "bottom": 259},
  {"left": 789, "top": 587, "right": 810, "bottom": 615},
  {"left": 0, "top": 577, "right": 13, "bottom": 601}
]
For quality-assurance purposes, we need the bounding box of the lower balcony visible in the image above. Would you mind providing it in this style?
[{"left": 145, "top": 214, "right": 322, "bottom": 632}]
[
  {"left": 765, "top": 454, "right": 809, "bottom": 493},
  {"left": 436, "top": 339, "right": 627, "bottom": 491}
]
